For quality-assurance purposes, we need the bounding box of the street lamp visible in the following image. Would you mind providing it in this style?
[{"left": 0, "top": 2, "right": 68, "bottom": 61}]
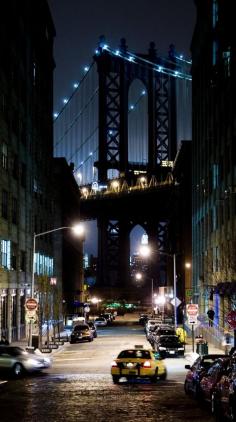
[
  {"left": 29, "top": 223, "right": 85, "bottom": 348},
  {"left": 139, "top": 245, "right": 177, "bottom": 330}
]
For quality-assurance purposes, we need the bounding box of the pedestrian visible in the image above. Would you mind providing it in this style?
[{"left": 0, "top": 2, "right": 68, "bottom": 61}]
[
  {"left": 207, "top": 308, "right": 215, "bottom": 327},
  {"left": 222, "top": 331, "right": 231, "bottom": 355},
  {"left": 0, "top": 335, "right": 9, "bottom": 345}
]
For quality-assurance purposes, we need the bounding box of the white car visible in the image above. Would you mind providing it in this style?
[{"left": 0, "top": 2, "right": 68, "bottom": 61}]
[
  {"left": 0, "top": 346, "right": 52, "bottom": 377},
  {"left": 94, "top": 317, "right": 107, "bottom": 326}
]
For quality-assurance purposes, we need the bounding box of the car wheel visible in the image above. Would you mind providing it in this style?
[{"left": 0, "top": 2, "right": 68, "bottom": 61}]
[
  {"left": 184, "top": 380, "right": 190, "bottom": 395},
  {"left": 13, "top": 363, "right": 24, "bottom": 377},
  {"left": 112, "top": 376, "right": 119, "bottom": 384},
  {"left": 159, "top": 371, "right": 167, "bottom": 381},
  {"left": 228, "top": 395, "right": 236, "bottom": 421}
]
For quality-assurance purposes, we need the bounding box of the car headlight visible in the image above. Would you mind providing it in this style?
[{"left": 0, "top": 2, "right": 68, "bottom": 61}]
[
  {"left": 159, "top": 347, "right": 166, "bottom": 351},
  {"left": 27, "top": 358, "right": 41, "bottom": 366},
  {"left": 178, "top": 347, "right": 184, "bottom": 351}
]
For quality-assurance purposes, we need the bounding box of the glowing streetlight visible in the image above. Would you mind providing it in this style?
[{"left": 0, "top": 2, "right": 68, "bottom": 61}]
[
  {"left": 139, "top": 244, "right": 177, "bottom": 330},
  {"left": 29, "top": 223, "right": 85, "bottom": 348}
]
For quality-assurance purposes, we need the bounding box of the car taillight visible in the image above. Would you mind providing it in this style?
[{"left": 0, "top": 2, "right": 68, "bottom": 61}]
[
  {"left": 142, "top": 361, "right": 151, "bottom": 368},
  {"left": 111, "top": 361, "right": 118, "bottom": 367}
]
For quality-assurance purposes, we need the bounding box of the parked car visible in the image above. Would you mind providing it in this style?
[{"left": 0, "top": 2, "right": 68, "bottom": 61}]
[
  {"left": 0, "top": 346, "right": 51, "bottom": 377},
  {"left": 100, "top": 313, "right": 113, "bottom": 324},
  {"left": 87, "top": 321, "right": 98, "bottom": 338},
  {"left": 94, "top": 317, "right": 107, "bottom": 327},
  {"left": 184, "top": 354, "right": 226, "bottom": 398},
  {"left": 149, "top": 325, "right": 176, "bottom": 347},
  {"left": 111, "top": 345, "right": 167, "bottom": 383},
  {"left": 70, "top": 324, "right": 94, "bottom": 343},
  {"left": 154, "top": 335, "right": 185, "bottom": 357},
  {"left": 211, "top": 352, "right": 236, "bottom": 420},
  {"left": 139, "top": 314, "right": 149, "bottom": 325},
  {"left": 199, "top": 357, "right": 229, "bottom": 403}
]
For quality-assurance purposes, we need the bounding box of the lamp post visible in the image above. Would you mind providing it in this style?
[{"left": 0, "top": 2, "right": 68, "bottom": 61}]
[
  {"left": 139, "top": 245, "right": 177, "bottom": 330},
  {"left": 135, "top": 272, "right": 154, "bottom": 310},
  {"left": 29, "top": 223, "right": 84, "bottom": 348}
]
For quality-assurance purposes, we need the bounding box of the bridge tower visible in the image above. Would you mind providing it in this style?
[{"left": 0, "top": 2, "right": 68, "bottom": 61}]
[{"left": 93, "top": 37, "right": 179, "bottom": 295}]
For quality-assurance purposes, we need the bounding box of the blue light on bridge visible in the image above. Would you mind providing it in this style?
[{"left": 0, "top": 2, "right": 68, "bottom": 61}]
[
  {"left": 115, "top": 50, "right": 120, "bottom": 56},
  {"left": 63, "top": 98, "right": 68, "bottom": 104},
  {"left": 53, "top": 112, "right": 59, "bottom": 118},
  {"left": 73, "top": 82, "right": 79, "bottom": 88},
  {"left": 95, "top": 49, "right": 99, "bottom": 55},
  {"left": 141, "top": 90, "right": 146, "bottom": 95},
  {"left": 109, "top": 130, "right": 113, "bottom": 135},
  {"left": 128, "top": 56, "right": 134, "bottom": 62},
  {"left": 84, "top": 66, "right": 89, "bottom": 72},
  {"left": 102, "top": 44, "right": 108, "bottom": 50},
  {"left": 130, "top": 105, "right": 134, "bottom": 110}
]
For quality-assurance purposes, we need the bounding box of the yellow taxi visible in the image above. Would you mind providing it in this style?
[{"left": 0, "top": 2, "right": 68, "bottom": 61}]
[{"left": 111, "top": 345, "right": 167, "bottom": 383}]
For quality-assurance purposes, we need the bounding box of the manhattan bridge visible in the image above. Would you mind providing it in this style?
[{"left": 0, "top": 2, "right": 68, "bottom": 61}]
[{"left": 53, "top": 36, "right": 192, "bottom": 298}]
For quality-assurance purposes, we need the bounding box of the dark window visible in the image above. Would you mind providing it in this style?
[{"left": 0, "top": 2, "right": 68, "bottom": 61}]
[
  {"left": 21, "top": 162, "right": 26, "bottom": 187},
  {"left": 20, "top": 250, "right": 26, "bottom": 272},
  {"left": 12, "top": 197, "right": 18, "bottom": 224},
  {"left": 20, "top": 295, "right": 25, "bottom": 324},
  {"left": 12, "top": 154, "right": 19, "bottom": 179},
  {"left": 12, "top": 295, "right": 17, "bottom": 327},
  {"left": 2, "top": 189, "right": 8, "bottom": 219},
  {"left": 11, "top": 242, "right": 17, "bottom": 270},
  {"left": 1, "top": 142, "right": 8, "bottom": 169}
]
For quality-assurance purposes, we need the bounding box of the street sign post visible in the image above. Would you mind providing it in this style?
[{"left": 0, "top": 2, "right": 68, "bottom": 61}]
[{"left": 186, "top": 304, "right": 199, "bottom": 352}]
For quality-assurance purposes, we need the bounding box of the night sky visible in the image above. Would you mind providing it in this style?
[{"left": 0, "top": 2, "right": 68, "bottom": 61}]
[
  {"left": 48, "top": 0, "right": 196, "bottom": 114},
  {"left": 47, "top": 0, "right": 196, "bottom": 256}
]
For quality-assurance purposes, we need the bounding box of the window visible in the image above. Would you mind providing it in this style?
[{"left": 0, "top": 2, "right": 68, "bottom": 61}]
[
  {"left": 12, "top": 197, "right": 18, "bottom": 224},
  {"left": 212, "top": 41, "right": 218, "bottom": 66},
  {"left": 0, "top": 239, "right": 11, "bottom": 269},
  {"left": 223, "top": 49, "right": 231, "bottom": 77},
  {"left": 1, "top": 142, "right": 8, "bottom": 169},
  {"left": 2, "top": 189, "right": 8, "bottom": 219},
  {"left": 12, "top": 154, "right": 19, "bottom": 179},
  {"left": 11, "top": 242, "right": 17, "bottom": 270},
  {"left": 21, "top": 162, "right": 26, "bottom": 187},
  {"left": 212, "top": 164, "right": 219, "bottom": 189},
  {"left": 212, "top": 0, "right": 218, "bottom": 28},
  {"left": 20, "top": 250, "right": 26, "bottom": 272}
]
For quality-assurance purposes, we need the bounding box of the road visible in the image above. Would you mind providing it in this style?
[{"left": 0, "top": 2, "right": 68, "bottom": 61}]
[{"left": 0, "top": 320, "right": 214, "bottom": 422}]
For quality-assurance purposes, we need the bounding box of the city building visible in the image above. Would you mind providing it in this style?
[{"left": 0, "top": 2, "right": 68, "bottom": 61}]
[
  {"left": 0, "top": 0, "right": 56, "bottom": 342},
  {"left": 192, "top": 0, "right": 236, "bottom": 327}
]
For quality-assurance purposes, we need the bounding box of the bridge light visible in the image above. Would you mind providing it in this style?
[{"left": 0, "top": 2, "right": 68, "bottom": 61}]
[
  {"left": 128, "top": 56, "right": 134, "bottom": 62},
  {"left": 141, "top": 90, "right": 146, "bottom": 95},
  {"left": 102, "top": 44, "right": 108, "bottom": 50},
  {"left": 115, "top": 50, "right": 120, "bottom": 56},
  {"left": 53, "top": 112, "right": 58, "bottom": 118},
  {"left": 109, "top": 130, "right": 113, "bottom": 135},
  {"left": 130, "top": 105, "right": 134, "bottom": 110},
  {"left": 63, "top": 98, "right": 68, "bottom": 104},
  {"left": 84, "top": 66, "right": 89, "bottom": 72},
  {"left": 111, "top": 180, "right": 120, "bottom": 191},
  {"left": 95, "top": 49, "right": 99, "bottom": 55},
  {"left": 73, "top": 82, "right": 79, "bottom": 88}
]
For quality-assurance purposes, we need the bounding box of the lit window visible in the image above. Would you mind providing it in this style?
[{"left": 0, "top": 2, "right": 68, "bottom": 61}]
[
  {"left": 0, "top": 240, "right": 11, "bottom": 269},
  {"left": 212, "top": 0, "right": 218, "bottom": 28},
  {"left": 222, "top": 49, "right": 231, "bottom": 77}
]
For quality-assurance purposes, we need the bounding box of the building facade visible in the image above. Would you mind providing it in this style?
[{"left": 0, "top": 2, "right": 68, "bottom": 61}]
[
  {"left": 192, "top": 0, "right": 236, "bottom": 327},
  {"left": 0, "top": 0, "right": 56, "bottom": 341}
]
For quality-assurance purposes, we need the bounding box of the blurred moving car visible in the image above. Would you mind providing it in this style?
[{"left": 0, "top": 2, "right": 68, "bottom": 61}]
[
  {"left": 100, "top": 313, "right": 113, "bottom": 324},
  {"left": 184, "top": 354, "right": 227, "bottom": 398},
  {"left": 211, "top": 353, "right": 236, "bottom": 420},
  {"left": 154, "top": 335, "right": 185, "bottom": 357},
  {"left": 111, "top": 345, "right": 167, "bottom": 383},
  {"left": 94, "top": 317, "right": 107, "bottom": 326},
  {"left": 199, "top": 357, "right": 229, "bottom": 403},
  {"left": 87, "top": 321, "right": 98, "bottom": 338},
  {"left": 0, "top": 346, "right": 51, "bottom": 377},
  {"left": 70, "top": 324, "right": 94, "bottom": 343}
]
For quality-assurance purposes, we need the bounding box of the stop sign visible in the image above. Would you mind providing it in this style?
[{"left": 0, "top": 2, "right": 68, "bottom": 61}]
[
  {"left": 25, "top": 298, "right": 38, "bottom": 311},
  {"left": 227, "top": 310, "right": 236, "bottom": 329}
]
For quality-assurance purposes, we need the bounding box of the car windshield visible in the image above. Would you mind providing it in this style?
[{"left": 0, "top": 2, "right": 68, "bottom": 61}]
[
  {"left": 118, "top": 350, "right": 151, "bottom": 359},
  {"left": 73, "top": 325, "right": 89, "bottom": 331}
]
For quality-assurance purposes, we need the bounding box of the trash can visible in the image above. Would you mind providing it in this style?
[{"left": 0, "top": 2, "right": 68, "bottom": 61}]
[
  {"left": 196, "top": 342, "right": 208, "bottom": 355},
  {"left": 32, "top": 334, "right": 39, "bottom": 350}
]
